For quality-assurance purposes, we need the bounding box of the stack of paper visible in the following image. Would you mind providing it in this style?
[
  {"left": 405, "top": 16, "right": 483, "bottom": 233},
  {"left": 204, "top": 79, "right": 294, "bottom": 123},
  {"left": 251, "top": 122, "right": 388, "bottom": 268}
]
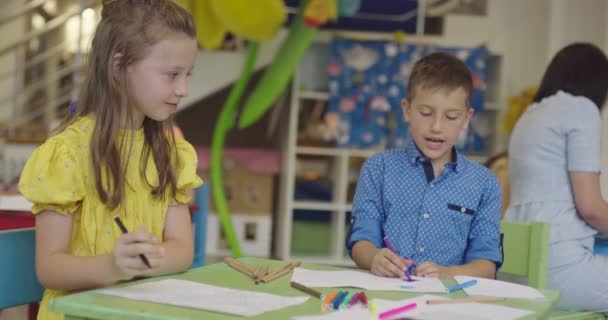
[
  {"left": 291, "top": 268, "right": 447, "bottom": 293},
  {"left": 98, "top": 279, "right": 309, "bottom": 317},
  {"left": 292, "top": 294, "right": 534, "bottom": 320},
  {"left": 454, "top": 276, "right": 546, "bottom": 300}
]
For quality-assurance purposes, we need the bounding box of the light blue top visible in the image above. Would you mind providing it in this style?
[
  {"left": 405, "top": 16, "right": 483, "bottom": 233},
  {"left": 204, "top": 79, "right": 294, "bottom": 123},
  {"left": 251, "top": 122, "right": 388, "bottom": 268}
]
[
  {"left": 505, "top": 90, "right": 601, "bottom": 267},
  {"left": 347, "top": 139, "right": 503, "bottom": 268}
]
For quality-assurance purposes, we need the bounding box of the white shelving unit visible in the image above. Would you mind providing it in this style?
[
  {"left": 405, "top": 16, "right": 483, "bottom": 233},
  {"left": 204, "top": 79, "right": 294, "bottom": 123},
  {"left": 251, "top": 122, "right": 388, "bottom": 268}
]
[
  {"left": 275, "top": 59, "right": 368, "bottom": 265},
  {"left": 275, "top": 35, "right": 505, "bottom": 266}
]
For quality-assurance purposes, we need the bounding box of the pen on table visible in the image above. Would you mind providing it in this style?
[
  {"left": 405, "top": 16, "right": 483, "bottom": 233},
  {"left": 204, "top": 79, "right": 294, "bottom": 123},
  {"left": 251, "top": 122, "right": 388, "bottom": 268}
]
[
  {"left": 383, "top": 236, "right": 413, "bottom": 281},
  {"left": 322, "top": 290, "right": 338, "bottom": 310},
  {"left": 339, "top": 291, "right": 355, "bottom": 310},
  {"left": 332, "top": 291, "right": 348, "bottom": 310},
  {"left": 447, "top": 279, "right": 478, "bottom": 293},
  {"left": 113, "top": 215, "right": 152, "bottom": 268},
  {"left": 369, "top": 299, "right": 378, "bottom": 319},
  {"left": 359, "top": 292, "right": 368, "bottom": 306},
  {"left": 378, "top": 302, "right": 417, "bottom": 320},
  {"left": 346, "top": 292, "right": 361, "bottom": 308}
]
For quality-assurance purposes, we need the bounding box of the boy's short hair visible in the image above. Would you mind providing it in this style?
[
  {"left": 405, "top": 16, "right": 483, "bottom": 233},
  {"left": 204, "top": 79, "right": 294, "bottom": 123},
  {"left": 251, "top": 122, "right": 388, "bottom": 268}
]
[{"left": 407, "top": 52, "right": 473, "bottom": 105}]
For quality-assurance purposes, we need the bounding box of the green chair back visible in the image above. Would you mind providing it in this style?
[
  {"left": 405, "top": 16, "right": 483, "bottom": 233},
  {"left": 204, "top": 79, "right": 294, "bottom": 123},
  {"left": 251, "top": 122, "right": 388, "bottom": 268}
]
[
  {"left": 499, "top": 221, "right": 549, "bottom": 289},
  {"left": 499, "top": 221, "right": 605, "bottom": 320}
]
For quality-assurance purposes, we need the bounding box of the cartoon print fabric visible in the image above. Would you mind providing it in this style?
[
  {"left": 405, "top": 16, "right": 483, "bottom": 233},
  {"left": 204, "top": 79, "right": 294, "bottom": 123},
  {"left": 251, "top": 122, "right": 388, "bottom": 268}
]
[{"left": 327, "top": 39, "right": 488, "bottom": 152}]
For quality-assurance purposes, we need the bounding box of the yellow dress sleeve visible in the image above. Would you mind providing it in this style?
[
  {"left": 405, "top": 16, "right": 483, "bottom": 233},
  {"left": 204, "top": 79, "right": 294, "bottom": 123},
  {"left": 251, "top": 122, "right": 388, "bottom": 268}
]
[
  {"left": 18, "top": 138, "right": 85, "bottom": 215},
  {"left": 173, "top": 139, "right": 203, "bottom": 204}
]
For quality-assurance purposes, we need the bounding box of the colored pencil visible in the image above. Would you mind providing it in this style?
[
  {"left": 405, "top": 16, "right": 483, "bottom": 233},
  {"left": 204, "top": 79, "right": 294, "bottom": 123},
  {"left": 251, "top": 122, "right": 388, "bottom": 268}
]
[
  {"left": 291, "top": 281, "right": 324, "bottom": 299},
  {"left": 260, "top": 261, "right": 302, "bottom": 283},
  {"left": 378, "top": 302, "right": 417, "bottom": 320},
  {"left": 447, "top": 279, "right": 478, "bottom": 293},
  {"left": 426, "top": 297, "right": 506, "bottom": 305},
  {"left": 322, "top": 290, "right": 338, "bottom": 310},
  {"left": 224, "top": 257, "right": 256, "bottom": 278}
]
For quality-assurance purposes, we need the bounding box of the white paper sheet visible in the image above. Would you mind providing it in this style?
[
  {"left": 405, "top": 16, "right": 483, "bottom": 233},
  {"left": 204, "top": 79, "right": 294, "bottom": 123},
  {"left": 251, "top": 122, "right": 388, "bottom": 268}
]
[
  {"left": 97, "top": 279, "right": 309, "bottom": 317},
  {"left": 292, "top": 294, "right": 534, "bottom": 320},
  {"left": 291, "top": 268, "right": 447, "bottom": 293},
  {"left": 454, "top": 276, "right": 546, "bottom": 300}
]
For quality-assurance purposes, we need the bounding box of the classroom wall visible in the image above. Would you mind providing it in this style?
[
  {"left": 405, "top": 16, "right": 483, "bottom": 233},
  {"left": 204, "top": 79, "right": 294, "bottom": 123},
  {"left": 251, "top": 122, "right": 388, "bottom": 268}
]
[
  {"left": 441, "top": 0, "right": 551, "bottom": 100},
  {"left": 175, "top": 69, "right": 287, "bottom": 149},
  {"left": 547, "top": 0, "right": 607, "bottom": 60},
  {"left": 178, "top": 30, "right": 289, "bottom": 112}
]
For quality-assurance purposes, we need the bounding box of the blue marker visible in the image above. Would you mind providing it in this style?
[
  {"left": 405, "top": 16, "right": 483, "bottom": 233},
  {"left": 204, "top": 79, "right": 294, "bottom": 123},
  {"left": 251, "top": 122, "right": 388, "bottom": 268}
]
[
  {"left": 447, "top": 279, "right": 478, "bottom": 293},
  {"left": 332, "top": 291, "right": 348, "bottom": 309}
]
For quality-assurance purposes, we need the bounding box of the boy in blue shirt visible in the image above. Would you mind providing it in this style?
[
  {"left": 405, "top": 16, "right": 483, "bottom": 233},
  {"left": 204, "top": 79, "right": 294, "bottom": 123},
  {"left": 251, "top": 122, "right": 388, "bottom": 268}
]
[{"left": 348, "top": 52, "right": 502, "bottom": 279}]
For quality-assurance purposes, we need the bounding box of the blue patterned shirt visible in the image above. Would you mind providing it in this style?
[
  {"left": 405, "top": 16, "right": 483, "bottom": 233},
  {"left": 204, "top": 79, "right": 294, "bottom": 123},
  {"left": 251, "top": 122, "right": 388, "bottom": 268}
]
[{"left": 347, "top": 139, "right": 503, "bottom": 268}]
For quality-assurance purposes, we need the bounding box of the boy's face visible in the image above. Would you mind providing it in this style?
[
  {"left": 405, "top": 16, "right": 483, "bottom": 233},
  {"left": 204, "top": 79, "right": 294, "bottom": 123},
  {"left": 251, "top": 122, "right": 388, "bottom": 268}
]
[{"left": 402, "top": 86, "right": 473, "bottom": 166}]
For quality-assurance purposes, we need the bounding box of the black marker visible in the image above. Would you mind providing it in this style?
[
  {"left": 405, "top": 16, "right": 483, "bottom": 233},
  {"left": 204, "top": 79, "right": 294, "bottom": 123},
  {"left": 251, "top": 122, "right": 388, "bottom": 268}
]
[{"left": 113, "top": 215, "right": 152, "bottom": 268}]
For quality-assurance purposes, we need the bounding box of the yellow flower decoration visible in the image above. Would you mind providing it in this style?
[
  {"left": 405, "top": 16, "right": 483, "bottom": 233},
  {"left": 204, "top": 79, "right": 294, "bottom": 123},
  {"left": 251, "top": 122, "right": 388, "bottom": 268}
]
[
  {"left": 500, "top": 86, "right": 538, "bottom": 135},
  {"left": 178, "top": 0, "right": 286, "bottom": 49}
]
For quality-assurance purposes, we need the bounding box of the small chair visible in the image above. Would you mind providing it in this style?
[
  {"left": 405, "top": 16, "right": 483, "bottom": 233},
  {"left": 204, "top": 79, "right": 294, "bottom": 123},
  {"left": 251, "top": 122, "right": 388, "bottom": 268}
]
[
  {"left": 0, "top": 228, "right": 44, "bottom": 309},
  {"left": 191, "top": 183, "right": 209, "bottom": 268},
  {"left": 595, "top": 238, "right": 608, "bottom": 256},
  {"left": 499, "top": 221, "right": 605, "bottom": 320}
]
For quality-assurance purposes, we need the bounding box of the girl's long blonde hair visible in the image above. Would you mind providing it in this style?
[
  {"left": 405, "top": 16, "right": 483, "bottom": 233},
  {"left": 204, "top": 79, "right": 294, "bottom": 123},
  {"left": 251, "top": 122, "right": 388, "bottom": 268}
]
[{"left": 64, "top": 0, "right": 196, "bottom": 209}]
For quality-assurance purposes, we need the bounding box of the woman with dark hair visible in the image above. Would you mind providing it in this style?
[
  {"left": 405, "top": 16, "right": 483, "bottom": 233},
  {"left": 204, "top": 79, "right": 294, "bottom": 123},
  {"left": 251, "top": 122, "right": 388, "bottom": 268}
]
[{"left": 505, "top": 43, "right": 608, "bottom": 312}]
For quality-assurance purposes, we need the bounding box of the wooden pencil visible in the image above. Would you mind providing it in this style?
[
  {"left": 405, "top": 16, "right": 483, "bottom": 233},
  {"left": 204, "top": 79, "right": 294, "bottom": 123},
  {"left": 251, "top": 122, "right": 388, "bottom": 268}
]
[
  {"left": 254, "top": 265, "right": 269, "bottom": 283},
  {"left": 253, "top": 267, "right": 262, "bottom": 278},
  {"left": 260, "top": 261, "right": 302, "bottom": 283},
  {"left": 261, "top": 267, "right": 292, "bottom": 283},
  {"left": 426, "top": 297, "right": 506, "bottom": 305},
  {"left": 228, "top": 257, "right": 256, "bottom": 274},
  {"left": 259, "top": 262, "right": 293, "bottom": 282},
  {"left": 224, "top": 257, "right": 256, "bottom": 278},
  {"left": 291, "top": 281, "right": 324, "bottom": 299}
]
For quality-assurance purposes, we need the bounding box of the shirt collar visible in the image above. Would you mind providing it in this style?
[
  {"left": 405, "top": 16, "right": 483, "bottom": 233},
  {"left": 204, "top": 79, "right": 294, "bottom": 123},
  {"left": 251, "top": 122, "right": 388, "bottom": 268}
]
[{"left": 403, "top": 138, "right": 464, "bottom": 173}]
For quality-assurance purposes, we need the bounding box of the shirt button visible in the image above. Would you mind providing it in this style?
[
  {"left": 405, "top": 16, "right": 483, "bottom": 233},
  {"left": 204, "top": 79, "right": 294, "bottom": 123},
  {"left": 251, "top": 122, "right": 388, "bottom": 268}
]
[
  {"left": 419, "top": 246, "right": 425, "bottom": 253},
  {"left": 423, "top": 213, "right": 430, "bottom": 219},
  {"left": 430, "top": 183, "right": 434, "bottom": 188},
  {"left": 460, "top": 207, "right": 466, "bottom": 213}
]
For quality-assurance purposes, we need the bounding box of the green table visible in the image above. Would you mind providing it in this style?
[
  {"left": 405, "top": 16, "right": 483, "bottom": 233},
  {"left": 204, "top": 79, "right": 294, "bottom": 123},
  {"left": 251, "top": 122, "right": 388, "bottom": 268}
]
[{"left": 51, "top": 257, "right": 559, "bottom": 320}]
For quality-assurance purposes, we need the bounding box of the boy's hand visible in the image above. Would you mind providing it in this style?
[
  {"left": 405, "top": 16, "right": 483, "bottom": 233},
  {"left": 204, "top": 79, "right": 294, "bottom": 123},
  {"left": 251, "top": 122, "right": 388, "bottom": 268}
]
[
  {"left": 414, "top": 261, "right": 451, "bottom": 278},
  {"left": 111, "top": 226, "right": 164, "bottom": 281},
  {"left": 370, "top": 248, "right": 412, "bottom": 277}
]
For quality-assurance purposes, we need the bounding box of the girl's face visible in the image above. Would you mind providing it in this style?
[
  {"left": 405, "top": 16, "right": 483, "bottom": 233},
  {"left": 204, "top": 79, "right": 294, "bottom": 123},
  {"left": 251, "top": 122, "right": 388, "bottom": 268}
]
[{"left": 125, "top": 33, "right": 198, "bottom": 128}]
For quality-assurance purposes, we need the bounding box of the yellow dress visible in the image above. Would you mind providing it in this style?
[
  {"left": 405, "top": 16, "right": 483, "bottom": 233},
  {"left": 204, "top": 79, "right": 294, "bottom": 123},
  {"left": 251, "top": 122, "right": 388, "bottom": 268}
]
[{"left": 18, "top": 117, "right": 202, "bottom": 320}]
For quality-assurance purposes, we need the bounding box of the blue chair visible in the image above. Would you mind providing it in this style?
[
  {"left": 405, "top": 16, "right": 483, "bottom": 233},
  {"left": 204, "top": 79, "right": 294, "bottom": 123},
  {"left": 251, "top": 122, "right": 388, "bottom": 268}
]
[
  {"left": 0, "top": 228, "right": 44, "bottom": 309},
  {"left": 594, "top": 237, "right": 608, "bottom": 256},
  {"left": 191, "top": 183, "right": 209, "bottom": 268}
]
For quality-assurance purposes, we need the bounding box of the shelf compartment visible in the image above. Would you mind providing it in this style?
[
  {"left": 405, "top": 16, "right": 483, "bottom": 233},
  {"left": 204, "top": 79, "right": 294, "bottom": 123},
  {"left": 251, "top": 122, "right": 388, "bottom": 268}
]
[
  {"left": 293, "top": 201, "right": 342, "bottom": 211},
  {"left": 299, "top": 91, "right": 330, "bottom": 100},
  {"left": 290, "top": 219, "right": 333, "bottom": 257}
]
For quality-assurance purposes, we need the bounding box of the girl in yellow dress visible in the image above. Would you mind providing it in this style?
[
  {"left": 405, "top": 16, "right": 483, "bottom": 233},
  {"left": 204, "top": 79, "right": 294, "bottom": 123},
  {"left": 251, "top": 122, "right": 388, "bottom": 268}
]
[{"left": 18, "top": 1, "right": 202, "bottom": 319}]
